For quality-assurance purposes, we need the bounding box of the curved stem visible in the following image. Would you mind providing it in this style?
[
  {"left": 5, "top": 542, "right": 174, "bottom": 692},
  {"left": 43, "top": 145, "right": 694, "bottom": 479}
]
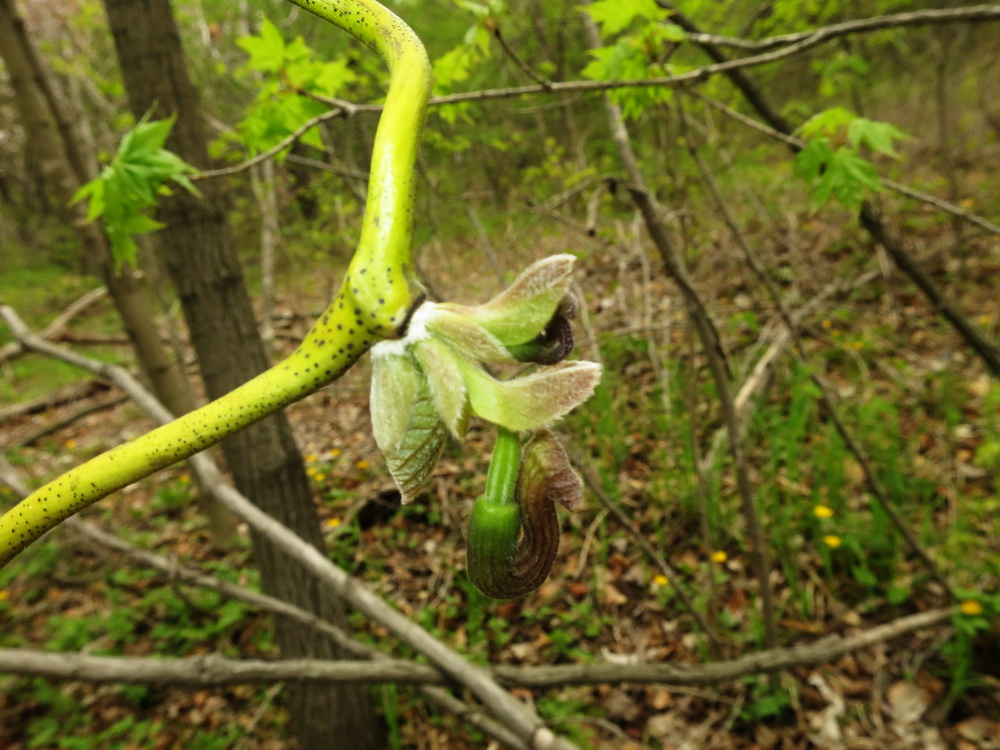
[
  {"left": 0, "top": 0, "right": 433, "bottom": 568},
  {"left": 289, "top": 0, "right": 432, "bottom": 335}
]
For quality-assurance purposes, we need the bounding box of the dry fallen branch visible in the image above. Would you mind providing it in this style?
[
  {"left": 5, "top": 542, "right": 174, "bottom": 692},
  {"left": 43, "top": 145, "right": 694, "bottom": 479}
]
[
  {"left": 0, "top": 285, "right": 106, "bottom": 365},
  {"left": 0, "top": 607, "right": 953, "bottom": 688},
  {"left": 0, "top": 379, "right": 113, "bottom": 425}
]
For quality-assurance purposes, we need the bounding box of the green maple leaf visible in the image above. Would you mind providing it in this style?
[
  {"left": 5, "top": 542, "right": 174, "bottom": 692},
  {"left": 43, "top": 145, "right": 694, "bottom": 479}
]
[
  {"left": 581, "top": 0, "right": 667, "bottom": 36},
  {"left": 236, "top": 18, "right": 286, "bottom": 74},
  {"left": 847, "top": 117, "right": 909, "bottom": 157}
]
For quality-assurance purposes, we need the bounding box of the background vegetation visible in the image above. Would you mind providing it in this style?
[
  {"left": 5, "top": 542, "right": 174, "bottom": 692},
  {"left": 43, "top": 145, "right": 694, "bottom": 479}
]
[{"left": 1, "top": 0, "right": 999, "bottom": 747}]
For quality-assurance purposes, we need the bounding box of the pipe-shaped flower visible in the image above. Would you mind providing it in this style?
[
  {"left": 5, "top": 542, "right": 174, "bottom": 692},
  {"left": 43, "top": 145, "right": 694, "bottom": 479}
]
[
  {"left": 369, "top": 255, "right": 600, "bottom": 503},
  {"left": 467, "top": 428, "right": 583, "bottom": 599}
]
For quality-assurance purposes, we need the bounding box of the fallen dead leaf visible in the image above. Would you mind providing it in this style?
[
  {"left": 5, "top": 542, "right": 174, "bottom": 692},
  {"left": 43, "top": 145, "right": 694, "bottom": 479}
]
[{"left": 886, "top": 680, "right": 929, "bottom": 725}]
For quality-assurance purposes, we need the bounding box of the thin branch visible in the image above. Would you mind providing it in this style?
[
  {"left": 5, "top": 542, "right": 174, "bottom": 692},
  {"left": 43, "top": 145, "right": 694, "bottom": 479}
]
[
  {"left": 690, "top": 91, "right": 1000, "bottom": 238},
  {"left": 0, "top": 306, "right": 575, "bottom": 750},
  {"left": 491, "top": 21, "right": 552, "bottom": 88},
  {"left": 858, "top": 204, "right": 1000, "bottom": 376},
  {"left": 680, "top": 5, "right": 1000, "bottom": 52},
  {"left": 194, "top": 6, "right": 1000, "bottom": 182},
  {"left": 193, "top": 100, "right": 357, "bottom": 180},
  {"left": 0, "top": 607, "right": 954, "bottom": 688}
]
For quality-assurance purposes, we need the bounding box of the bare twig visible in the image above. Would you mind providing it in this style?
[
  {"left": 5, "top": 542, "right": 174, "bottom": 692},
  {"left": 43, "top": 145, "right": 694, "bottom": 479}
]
[
  {"left": 0, "top": 607, "right": 954, "bottom": 688},
  {"left": 678, "top": 5, "right": 1000, "bottom": 52},
  {"left": 194, "top": 100, "right": 357, "bottom": 180},
  {"left": 491, "top": 21, "right": 552, "bottom": 88},
  {"left": 858, "top": 204, "right": 1000, "bottom": 376}
]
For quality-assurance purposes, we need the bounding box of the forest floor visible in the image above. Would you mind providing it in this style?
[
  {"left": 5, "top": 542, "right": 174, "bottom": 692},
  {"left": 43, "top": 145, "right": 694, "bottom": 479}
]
[{"left": 1, "top": 207, "right": 999, "bottom": 749}]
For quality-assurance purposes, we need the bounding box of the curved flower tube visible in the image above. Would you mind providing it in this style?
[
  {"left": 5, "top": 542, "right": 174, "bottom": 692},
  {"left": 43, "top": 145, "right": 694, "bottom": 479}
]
[{"left": 467, "top": 428, "right": 582, "bottom": 599}]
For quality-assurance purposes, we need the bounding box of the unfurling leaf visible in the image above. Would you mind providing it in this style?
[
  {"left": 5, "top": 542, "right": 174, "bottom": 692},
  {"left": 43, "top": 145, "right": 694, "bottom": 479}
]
[
  {"left": 370, "top": 350, "right": 422, "bottom": 454},
  {"left": 371, "top": 351, "right": 448, "bottom": 504},
  {"left": 413, "top": 338, "right": 469, "bottom": 439}
]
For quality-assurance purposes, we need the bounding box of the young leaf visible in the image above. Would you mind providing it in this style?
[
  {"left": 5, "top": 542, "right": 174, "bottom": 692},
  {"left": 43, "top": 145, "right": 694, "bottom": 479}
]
[
  {"left": 847, "top": 117, "right": 909, "bottom": 157},
  {"left": 797, "top": 106, "right": 857, "bottom": 141},
  {"left": 236, "top": 18, "right": 287, "bottom": 73},
  {"left": 581, "top": 0, "right": 667, "bottom": 36}
]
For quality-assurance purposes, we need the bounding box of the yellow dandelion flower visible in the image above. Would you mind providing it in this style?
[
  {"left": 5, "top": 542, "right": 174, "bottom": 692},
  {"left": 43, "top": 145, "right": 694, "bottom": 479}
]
[
  {"left": 711, "top": 551, "right": 728, "bottom": 564},
  {"left": 0, "top": 590, "right": 8, "bottom": 602},
  {"left": 355, "top": 460, "right": 370, "bottom": 470},
  {"left": 960, "top": 600, "right": 983, "bottom": 616},
  {"left": 652, "top": 574, "right": 668, "bottom": 587},
  {"left": 305, "top": 454, "right": 318, "bottom": 464},
  {"left": 822, "top": 535, "right": 842, "bottom": 549},
  {"left": 330, "top": 449, "right": 342, "bottom": 458},
  {"left": 821, "top": 319, "right": 832, "bottom": 329},
  {"left": 313, "top": 473, "right": 326, "bottom": 482},
  {"left": 306, "top": 466, "right": 318, "bottom": 477},
  {"left": 178, "top": 473, "right": 191, "bottom": 484},
  {"left": 65, "top": 440, "right": 78, "bottom": 450},
  {"left": 978, "top": 315, "right": 992, "bottom": 326},
  {"left": 325, "top": 517, "right": 342, "bottom": 530},
  {"left": 814, "top": 505, "right": 834, "bottom": 519}
]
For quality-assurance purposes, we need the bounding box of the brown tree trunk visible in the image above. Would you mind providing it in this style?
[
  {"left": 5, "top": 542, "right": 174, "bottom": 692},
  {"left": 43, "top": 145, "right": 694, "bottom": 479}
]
[{"left": 99, "top": 1, "right": 380, "bottom": 746}]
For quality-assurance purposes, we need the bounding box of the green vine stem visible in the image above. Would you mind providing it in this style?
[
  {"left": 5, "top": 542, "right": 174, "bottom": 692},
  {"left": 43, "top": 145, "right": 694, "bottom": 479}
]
[{"left": 0, "top": 0, "right": 432, "bottom": 568}]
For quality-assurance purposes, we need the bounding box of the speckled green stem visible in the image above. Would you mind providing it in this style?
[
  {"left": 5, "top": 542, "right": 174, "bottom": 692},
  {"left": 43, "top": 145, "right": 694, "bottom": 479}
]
[
  {"left": 291, "top": 0, "right": 431, "bottom": 335},
  {"left": 0, "top": 0, "right": 432, "bottom": 567}
]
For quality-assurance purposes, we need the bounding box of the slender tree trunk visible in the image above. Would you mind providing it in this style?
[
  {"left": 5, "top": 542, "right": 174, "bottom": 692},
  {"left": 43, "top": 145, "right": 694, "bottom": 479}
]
[
  {"left": 100, "top": 1, "right": 380, "bottom": 746},
  {"left": 250, "top": 159, "right": 279, "bottom": 347}
]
